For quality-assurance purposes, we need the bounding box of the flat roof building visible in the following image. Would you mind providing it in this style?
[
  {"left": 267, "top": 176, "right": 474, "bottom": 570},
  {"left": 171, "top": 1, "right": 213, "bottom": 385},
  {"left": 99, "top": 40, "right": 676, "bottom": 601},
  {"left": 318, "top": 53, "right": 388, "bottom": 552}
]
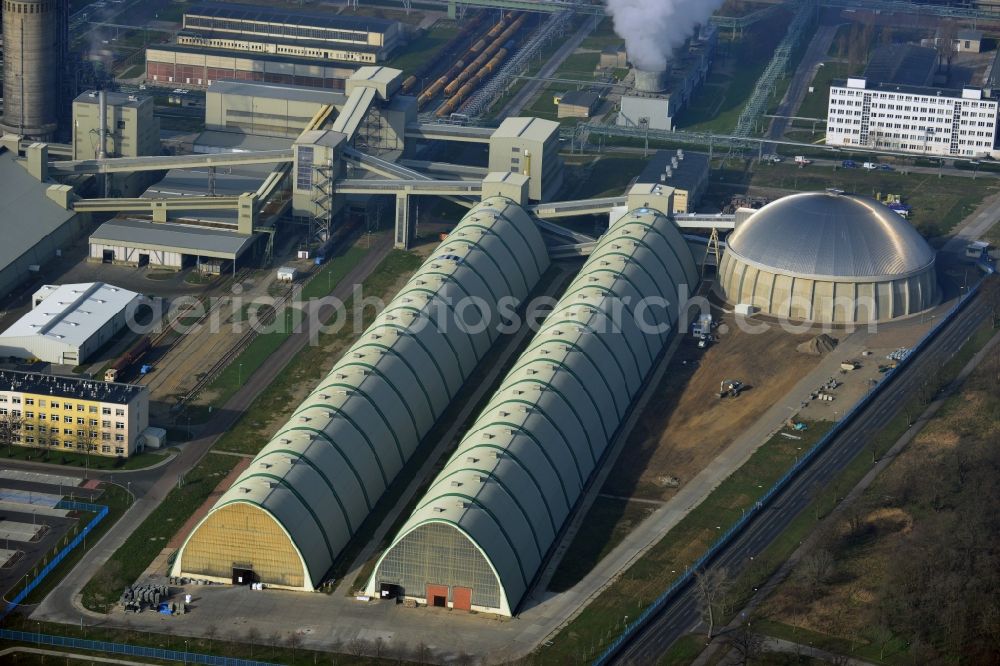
[
  {"left": 145, "top": 45, "right": 357, "bottom": 91},
  {"left": 556, "top": 90, "right": 600, "bottom": 119},
  {"left": 0, "top": 370, "right": 149, "bottom": 458},
  {"left": 488, "top": 117, "right": 564, "bottom": 202},
  {"left": 635, "top": 149, "right": 709, "bottom": 214},
  {"left": 826, "top": 76, "right": 999, "bottom": 157},
  {"left": 179, "top": 3, "right": 401, "bottom": 64},
  {"left": 0, "top": 283, "right": 143, "bottom": 366}
]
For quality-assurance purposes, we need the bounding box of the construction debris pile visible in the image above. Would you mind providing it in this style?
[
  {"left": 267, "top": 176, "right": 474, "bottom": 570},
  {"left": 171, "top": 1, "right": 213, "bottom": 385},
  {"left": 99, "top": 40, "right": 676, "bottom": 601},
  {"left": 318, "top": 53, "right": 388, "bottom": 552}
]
[{"left": 120, "top": 583, "right": 170, "bottom": 613}]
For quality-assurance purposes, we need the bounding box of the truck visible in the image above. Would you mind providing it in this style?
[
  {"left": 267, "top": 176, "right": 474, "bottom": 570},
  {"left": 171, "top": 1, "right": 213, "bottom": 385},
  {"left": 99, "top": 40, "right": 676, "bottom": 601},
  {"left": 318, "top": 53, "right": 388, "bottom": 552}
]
[
  {"left": 794, "top": 156, "right": 812, "bottom": 166},
  {"left": 718, "top": 379, "right": 745, "bottom": 398},
  {"left": 863, "top": 162, "right": 879, "bottom": 170}
]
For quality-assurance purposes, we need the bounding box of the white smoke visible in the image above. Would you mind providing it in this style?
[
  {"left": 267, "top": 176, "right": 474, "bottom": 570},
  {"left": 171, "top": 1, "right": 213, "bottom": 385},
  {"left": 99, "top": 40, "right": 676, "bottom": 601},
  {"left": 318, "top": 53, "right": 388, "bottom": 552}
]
[{"left": 606, "top": 0, "right": 726, "bottom": 71}]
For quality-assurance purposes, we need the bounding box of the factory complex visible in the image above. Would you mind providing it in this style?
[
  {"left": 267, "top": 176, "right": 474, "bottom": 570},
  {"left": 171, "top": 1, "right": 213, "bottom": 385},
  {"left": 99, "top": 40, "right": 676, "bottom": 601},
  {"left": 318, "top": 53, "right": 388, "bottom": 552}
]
[{"left": 1, "top": 2, "right": 997, "bottom": 664}]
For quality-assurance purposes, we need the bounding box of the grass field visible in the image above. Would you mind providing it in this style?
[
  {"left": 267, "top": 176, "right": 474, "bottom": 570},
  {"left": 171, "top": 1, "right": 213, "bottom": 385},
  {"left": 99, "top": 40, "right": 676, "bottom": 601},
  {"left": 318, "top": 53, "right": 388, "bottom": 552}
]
[
  {"left": 538, "top": 421, "right": 831, "bottom": 663},
  {"left": 80, "top": 452, "right": 238, "bottom": 612},
  {"left": 740, "top": 164, "right": 1000, "bottom": 239},
  {"left": 1, "top": 446, "right": 167, "bottom": 471},
  {"left": 796, "top": 62, "right": 850, "bottom": 120},
  {"left": 548, "top": 497, "right": 657, "bottom": 592},
  {"left": 388, "top": 24, "right": 459, "bottom": 76}
]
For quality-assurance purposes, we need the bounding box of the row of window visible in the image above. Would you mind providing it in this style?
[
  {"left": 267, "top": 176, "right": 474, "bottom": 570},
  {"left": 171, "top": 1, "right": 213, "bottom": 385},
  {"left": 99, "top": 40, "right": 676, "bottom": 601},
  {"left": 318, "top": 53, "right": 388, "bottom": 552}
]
[
  {"left": 19, "top": 436, "right": 125, "bottom": 454},
  {"left": 0, "top": 407, "right": 125, "bottom": 428},
  {"left": 183, "top": 16, "right": 380, "bottom": 44},
  {"left": 0, "top": 395, "right": 124, "bottom": 415},
  {"left": 833, "top": 89, "right": 996, "bottom": 110},
  {"left": 22, "top": 424, "right": 126, "bottom": 440}
]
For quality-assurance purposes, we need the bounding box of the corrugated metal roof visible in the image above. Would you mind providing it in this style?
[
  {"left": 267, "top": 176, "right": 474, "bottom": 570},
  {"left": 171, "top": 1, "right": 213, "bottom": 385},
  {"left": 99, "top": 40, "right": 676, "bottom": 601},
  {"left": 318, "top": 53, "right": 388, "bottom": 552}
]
[
  {"left": 90, "top": 219, "right": 253, "bottom": 257},
  {"left": 0, "top": 151, "right": 78, "bottom": 270},
  {"left": 492, "top": 117, "right": 560, "bottom": 143},
  {"left": 368, "top": 208, "right": 701, "bottom": 615},
  {"left": 0, "top": 282, "right": 140, "bottom": 349},
  {"left": 726, "top": 192, "right": 936, "bottom": 280},
  {"left": 173, "top": 197, "right": 551, "bottom": 590}
]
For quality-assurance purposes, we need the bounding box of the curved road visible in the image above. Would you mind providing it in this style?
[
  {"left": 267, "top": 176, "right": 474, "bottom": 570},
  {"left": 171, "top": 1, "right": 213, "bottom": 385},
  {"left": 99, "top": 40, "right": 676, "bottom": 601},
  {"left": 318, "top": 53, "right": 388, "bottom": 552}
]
[{"left": 610, "top": 279, "right": 995, "bottom": 664}]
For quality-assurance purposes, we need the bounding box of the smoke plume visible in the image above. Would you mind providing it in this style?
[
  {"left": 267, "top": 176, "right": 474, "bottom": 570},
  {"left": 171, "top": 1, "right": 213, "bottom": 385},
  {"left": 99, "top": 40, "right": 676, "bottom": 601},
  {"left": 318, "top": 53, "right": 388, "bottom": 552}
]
[{"left": 606, "top": 0, "right": 726, "bottom": 71}]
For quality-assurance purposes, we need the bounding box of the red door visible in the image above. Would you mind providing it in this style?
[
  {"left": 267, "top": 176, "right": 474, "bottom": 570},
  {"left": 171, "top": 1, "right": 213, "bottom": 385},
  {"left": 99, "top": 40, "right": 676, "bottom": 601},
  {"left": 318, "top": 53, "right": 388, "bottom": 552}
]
[
  {"left": 426, "top": 584, "right": 448, "bottom": 608},
  {"left": 452, "top": 586, "right": 472, "bottom": 611}
]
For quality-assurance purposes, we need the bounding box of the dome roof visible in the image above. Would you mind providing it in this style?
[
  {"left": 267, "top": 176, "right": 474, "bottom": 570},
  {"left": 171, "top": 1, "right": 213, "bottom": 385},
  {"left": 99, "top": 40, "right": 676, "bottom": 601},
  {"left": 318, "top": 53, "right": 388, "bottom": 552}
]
[{"left": 727, "top": 192, "right": 935, "bottom": 280}]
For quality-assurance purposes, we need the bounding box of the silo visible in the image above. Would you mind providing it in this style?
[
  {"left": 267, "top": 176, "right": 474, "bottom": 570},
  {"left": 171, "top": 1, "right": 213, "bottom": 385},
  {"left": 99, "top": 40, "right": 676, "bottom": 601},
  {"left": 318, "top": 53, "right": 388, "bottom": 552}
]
[{"left": 1, "top": 0, "right": 65, "bottom": 140}]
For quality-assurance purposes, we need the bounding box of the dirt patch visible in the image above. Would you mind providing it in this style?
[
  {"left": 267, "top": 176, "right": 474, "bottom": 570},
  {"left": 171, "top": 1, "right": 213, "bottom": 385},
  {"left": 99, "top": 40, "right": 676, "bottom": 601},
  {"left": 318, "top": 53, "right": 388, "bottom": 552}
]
[{"left": 604, "top": 312, "right": 821, "bottom": 501}]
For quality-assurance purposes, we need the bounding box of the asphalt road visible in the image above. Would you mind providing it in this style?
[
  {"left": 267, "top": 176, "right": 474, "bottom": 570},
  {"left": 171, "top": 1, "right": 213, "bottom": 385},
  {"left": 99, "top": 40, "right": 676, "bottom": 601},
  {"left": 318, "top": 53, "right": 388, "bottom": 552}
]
[{"left": 609, "top": 280, "right": 995, "bottom": 665}]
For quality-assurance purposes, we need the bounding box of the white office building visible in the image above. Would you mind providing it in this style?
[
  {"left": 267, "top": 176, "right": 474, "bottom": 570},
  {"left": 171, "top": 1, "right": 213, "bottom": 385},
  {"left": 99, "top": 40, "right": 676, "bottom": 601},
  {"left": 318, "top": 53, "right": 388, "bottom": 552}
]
[{"left": 826, "top": 77, "right": 1000, "bottom": 158}]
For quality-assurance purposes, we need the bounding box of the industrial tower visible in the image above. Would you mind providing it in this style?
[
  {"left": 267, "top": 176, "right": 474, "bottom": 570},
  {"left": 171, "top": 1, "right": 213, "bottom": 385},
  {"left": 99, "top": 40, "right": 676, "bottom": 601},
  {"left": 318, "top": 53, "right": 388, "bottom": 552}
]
[{"left": 1, "top": 0, "right": 68, "bottom": 141}]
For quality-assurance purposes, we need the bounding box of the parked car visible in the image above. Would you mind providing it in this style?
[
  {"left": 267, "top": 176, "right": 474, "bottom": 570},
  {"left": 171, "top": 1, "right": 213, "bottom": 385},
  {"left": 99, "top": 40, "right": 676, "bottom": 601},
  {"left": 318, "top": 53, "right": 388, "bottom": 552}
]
[
  {"left": 862, "top": 162, "right": 879, "bottom": 171},
  {"left": 841, "top": 159, "right": 858, "bottom": 168},
  {"left": 762, "top": 154, "right": 783, "bottom": 163},
  {"left": 878, "top": 164, "right": 895, "bottom": 171}
]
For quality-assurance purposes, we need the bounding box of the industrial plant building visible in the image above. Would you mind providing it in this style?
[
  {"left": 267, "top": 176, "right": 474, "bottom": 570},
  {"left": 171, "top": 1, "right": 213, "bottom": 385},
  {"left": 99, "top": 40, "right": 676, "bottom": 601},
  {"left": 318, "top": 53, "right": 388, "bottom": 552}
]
[
  {"left": 170, "top": 197, "right": 551, "bottom": 590},
  {"left": 635, "top": 149, "right": 709, "bottom": 214},
  {"left": 0, "top": 146, "right": 89, "bottom": 298},
  {"left": 0, "top": 369, "right": 150, "bottom": 457},
  {"left": 204, "top": 81, "right": 346, "bottom": 139},
  {"left": 718, "top": 192, "right": 939, "bottom": 324},
  {"left": 616, "top": 23, "right": 718, "bottom": 132},
  {"left": 178, "top": 3, "right": 401, "bottom": 64},
  {"left": 0, "top": 282, "right": 142, "bottom": 365},
  {"left": 365, "top": 207, "right": 701, "bottom": 615},
  {"left": 487, "top": 117, "right": 564, "bottom": 201},
  {"left": 145, "top": 2, "right": 401, "bottom": 89},
  {"left": 72, "top": 91, "right": 161, "bottom": 197}
]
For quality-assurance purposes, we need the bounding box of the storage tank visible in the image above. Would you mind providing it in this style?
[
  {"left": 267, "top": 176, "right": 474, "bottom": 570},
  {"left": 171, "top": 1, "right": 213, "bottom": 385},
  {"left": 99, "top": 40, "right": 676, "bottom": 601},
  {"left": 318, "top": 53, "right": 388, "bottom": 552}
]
[
  {"left": 1, "top": 0, "right": 66, "bottom": 140},
  {"left": 634, "top": 67, "right": 667, "bottom": 94}
]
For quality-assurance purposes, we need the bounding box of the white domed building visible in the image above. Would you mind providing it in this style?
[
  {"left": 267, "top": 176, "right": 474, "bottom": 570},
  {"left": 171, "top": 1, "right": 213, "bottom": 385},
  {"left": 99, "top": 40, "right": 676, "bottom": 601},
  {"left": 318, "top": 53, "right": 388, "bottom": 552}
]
[{"left": 718, "top": 192, "right": 938, "bottom": 324}]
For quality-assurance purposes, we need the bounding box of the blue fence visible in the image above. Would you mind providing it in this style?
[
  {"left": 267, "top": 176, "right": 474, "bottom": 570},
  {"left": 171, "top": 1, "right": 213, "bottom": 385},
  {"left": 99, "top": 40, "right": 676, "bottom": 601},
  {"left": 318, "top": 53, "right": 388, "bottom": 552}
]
[
  {"left": 0, "top": 500, "right": 109, "bottom": 620},
  {"left": 0, "top": 629, "right": 282, "bottom": 666},
  {"left": 593, "top": 282, "right": 984, "bottom": 664}
]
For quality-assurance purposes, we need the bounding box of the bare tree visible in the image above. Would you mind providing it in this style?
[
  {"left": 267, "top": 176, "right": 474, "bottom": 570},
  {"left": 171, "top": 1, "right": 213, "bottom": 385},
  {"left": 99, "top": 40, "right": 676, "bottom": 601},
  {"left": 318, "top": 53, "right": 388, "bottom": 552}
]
[
  {"left": 347, "top": 637, "right": 370, "bottom": 657},
  {"left": 694, "top": 567, "right": 731, "bottom": 639},
  {"left": 726, "top": 620, "right": 763, "bottom": 665},
  {"left": 801, "top": 549, "right": 836, "bottom": 588},
  {"left": 0, "top": 411, "right": 23, "bottom": 457},
  {"left": 203, "top": 623, "right": 218, "bottom": 643},
  {"left": 871, "top": 625, "right": 894, "bottom": 661},
  {"left": 285, "top": 631, "right": 303, "bottom": 661},
  {"left": 245, "top": 626, "right": 261, "bottom": 659}
]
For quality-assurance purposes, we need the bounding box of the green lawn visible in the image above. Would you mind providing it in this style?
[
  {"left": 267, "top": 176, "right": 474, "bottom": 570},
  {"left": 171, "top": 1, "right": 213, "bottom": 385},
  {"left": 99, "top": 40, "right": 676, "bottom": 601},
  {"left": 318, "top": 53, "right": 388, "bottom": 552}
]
[
  {"left": 538, "top": 421, "right": 831, "bottom": 663},
  {"left": 743, "top": 164, "right": 1000, "bottom": 239},
  {"left": 548, "top": 497, "right": 657, "bottom": 592},
  {"left": 1, "top": 446, "right": 167, "bottom": 471},
  {"left": 797, "top": 62, "right": 851, "bottom": 120},
  {"left": 80, "top": 452, "right": 238, "bottom": 612},
  {"left": 388, "top": 24, "right": 459, "bottom": 76},
  {"left": 300, "top": 246, "right": 369, "bottom": 301}
]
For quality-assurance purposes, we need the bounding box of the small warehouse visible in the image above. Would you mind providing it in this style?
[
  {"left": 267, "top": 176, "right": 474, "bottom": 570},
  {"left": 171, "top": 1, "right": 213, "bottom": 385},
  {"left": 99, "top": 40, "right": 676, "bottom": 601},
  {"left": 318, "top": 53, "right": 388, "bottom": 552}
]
[
  {"left": 556, "top": 91, "right": 600, "bottom": 119},
  {"left": 0, "top": 282, "right": 143, "bottom": 365}
]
